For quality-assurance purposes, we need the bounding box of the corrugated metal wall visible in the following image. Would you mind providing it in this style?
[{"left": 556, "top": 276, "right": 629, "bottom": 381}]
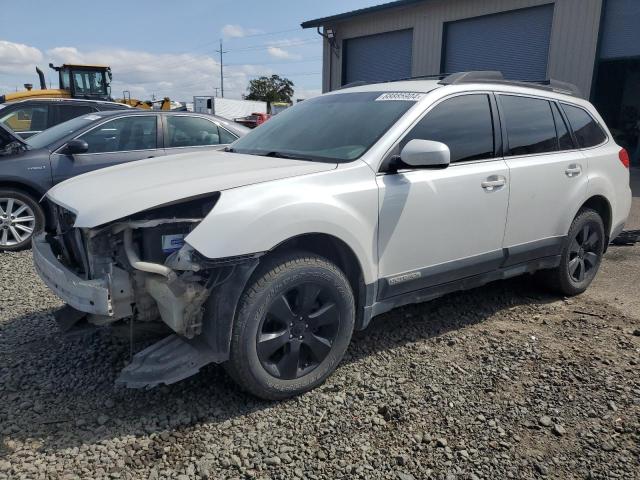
[
  {"left": 599, "top": 0, "right": 640, "bottom": 59},
  {"left": 343, "top": 29, "right": 414, "bottom": 84},
  {"left": 443, "top": 4, "right": 554, "bottom": 80},
  {"left": 321, "top": 0, "right": 603, "bottom": 97}
]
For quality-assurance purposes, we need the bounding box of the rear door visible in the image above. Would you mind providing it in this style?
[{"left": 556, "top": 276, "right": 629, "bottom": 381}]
[
  {"left": 50, "top": 114, "right": 163, "bottom": 184},
  {"left": 499, "top": 94, "right": 588, "bottom": 264},
  {"left": 163, "top": 114, "right": 238, "bottom": 155}
]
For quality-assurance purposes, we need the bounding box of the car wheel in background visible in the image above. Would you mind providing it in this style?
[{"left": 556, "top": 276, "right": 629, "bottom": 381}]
[
  {"left": 0, "top": 189, "right": 44, "bottom": 252},
  {"left": 225, "top": 251, "right": 355, "bottom": 400}
]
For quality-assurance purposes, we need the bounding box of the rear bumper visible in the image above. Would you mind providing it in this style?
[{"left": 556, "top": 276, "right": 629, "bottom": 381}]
[{"left": 32, "top": 233, "right": 113, "bottom": 316}]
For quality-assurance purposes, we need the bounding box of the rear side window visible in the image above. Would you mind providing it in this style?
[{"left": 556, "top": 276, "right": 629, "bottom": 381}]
[
  {"left": 166, "top": 116, "right": 222, "bottom": 147},
  {"left": 500, "top": 96, "right": 558, "bottom": 156},
  {"left": 400, "top": 94, "right": 494, "bottom": 163},
  {"left": 56, "top": 105, "right": 96, "bottom": 124},
  {"left": 561, "top": 104, "right": 607, "bottom": 148},
  {"left": 218, "top": 127, "right": 238, "bottom": 144},
  {"left": 551, "top": 103, "right": 574, "bottom": 150},
  {"left": 0, "top": 105, "right": 49, "bottom": 133}
]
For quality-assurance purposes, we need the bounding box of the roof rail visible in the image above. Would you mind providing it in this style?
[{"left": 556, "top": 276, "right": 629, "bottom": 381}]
[
  {"left": 439, "top": 71, "right": 505, "bottom": 85},
  {"left": 438, "top": 71, "right": 582, "bottom": 97}
]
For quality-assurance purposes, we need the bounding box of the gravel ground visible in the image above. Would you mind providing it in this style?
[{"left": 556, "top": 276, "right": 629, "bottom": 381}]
[{"left": 1, "top": 179, "right": 639, "bottom": 479}]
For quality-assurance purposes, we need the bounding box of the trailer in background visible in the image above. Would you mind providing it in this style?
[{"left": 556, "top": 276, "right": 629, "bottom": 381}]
[{"left": 193, "top": 96, "right": 267, "bottom": 121}]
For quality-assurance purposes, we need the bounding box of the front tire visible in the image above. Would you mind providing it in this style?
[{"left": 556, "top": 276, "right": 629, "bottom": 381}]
[
  {"left": 0, "top": 189, "right": 44, "bottom": 252},
  {"left": 225, "top": 252, "right": 355, "bottom": 400},
  {"left": 541, "top": 208, "right": 605, "bottom": 296}
]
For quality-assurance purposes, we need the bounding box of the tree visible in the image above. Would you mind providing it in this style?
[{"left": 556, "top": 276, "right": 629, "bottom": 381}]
[{"left": 245, "top": 75, "right": 294, "bottom": 111}]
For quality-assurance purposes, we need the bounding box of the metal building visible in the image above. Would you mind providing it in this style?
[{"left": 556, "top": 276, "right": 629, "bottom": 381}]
[{"left": 302, "top": 0, "right": 640, "bottom": 155}]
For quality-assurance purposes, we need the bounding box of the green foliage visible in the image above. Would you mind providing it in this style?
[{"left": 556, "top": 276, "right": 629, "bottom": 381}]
[{"left": 245, "top": 75, "right": 294, "bottom": 106}]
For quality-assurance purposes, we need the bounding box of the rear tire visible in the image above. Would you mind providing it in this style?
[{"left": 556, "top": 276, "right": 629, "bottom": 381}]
[
  {"left": 0, "top": 189, "right": 44, "bottom": 252},
  {"left": 225, "top": 251, "right": 355, "bottom": 400},
  {"left": 540, "top": 208, "right": 605, "bottom": 296}
]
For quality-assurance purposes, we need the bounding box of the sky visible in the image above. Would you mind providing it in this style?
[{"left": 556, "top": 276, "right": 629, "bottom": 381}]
[{"left": 0, "top": 0, "right": 383, "bottom": 103}]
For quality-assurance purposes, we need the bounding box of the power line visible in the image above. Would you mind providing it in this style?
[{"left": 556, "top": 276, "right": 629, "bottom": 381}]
[
  {"left": 225, "top": 57, "right": 322, "bottom": 67},
  {"left": 226, "top": 27, "right": 304, "bottom": 40},
  {"left": 227, "top": 39, "right": 319, "bottom": 53}
]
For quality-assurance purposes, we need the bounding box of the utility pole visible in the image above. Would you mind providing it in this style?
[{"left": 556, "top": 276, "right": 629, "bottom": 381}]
[
  {"left": 215, "top": 39, "right": 228, "bottom": 98},
  {"left": 213, "top": 87, "right": 220, "bottom": 97}
]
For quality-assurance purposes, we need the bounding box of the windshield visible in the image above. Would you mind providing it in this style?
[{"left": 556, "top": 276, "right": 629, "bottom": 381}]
[
  {"left": 26, "top": 114, "right": 101, "bottom": 150},
  {"left": 230, "top": 91, "right": 420, "bottom": 162},
  {"left": 72, "top": 70, "right": 108, "bottom": 96}
]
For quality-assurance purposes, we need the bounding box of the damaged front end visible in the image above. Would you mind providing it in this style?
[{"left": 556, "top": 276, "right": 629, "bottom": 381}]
[{"left": 34, "top": 194, "right": 260, "bottom": 388}]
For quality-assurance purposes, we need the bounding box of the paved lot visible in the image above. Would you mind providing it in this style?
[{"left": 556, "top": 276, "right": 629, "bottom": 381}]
[{"left": 0, "top": 173, "right": 638, "bottom": 479}]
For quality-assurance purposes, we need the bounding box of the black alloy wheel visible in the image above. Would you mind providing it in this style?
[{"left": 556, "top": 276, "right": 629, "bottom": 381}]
[
  {"left": 539, "top": 208, "right": 605, "bottom": 296},
  {"left": 224, "top": 252, "right": 355, "bottom": 400},
  {"left": 257, "top": 282, "right": 340, "bottom": 380},
  {"left": 567, "top": 221, "right": 602, "bottom": 283}
]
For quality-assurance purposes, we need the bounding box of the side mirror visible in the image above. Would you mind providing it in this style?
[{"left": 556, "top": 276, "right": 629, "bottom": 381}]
[
  {"left": 399, "top": 139, "right": 450, "bottom": 169},
  {"left": 66, "top": 139, "right": 89, "bottom": 155}
]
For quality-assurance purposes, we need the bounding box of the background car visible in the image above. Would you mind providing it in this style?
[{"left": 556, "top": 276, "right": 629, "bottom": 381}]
[
  {"left": 0, "top": 98, "right": 132, "bottom": 138},
  {"left": 0, "top": 110, "right": 249, "bottom": 251},
  {"left": 234, "top": 112, "right": 271, "bottom": 128}
]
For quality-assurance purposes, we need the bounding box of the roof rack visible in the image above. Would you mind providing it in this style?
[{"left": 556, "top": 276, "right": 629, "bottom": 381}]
[{"left": 438, "top": 71, "right": 582, "bottom": 97}]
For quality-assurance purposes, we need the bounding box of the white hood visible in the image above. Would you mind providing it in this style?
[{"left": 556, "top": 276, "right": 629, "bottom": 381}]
[{"left": 47, "top": 150, "right": 336, "bottom": 228}]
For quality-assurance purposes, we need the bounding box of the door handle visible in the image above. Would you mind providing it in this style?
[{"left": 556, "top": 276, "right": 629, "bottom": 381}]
[
  {"left": 565, "top": 164, "right": 582, "bottom": 177},
  {"left": 481, "top": 175, "right": 506, "bottom": 191}
]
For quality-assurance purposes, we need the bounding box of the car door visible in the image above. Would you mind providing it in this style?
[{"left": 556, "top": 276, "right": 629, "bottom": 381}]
[
  {"left": 376, "top": 93, "right": 510, "bottom": 299},
  {"left": 163, "top": 115, "right": 238, "bottom": 155},
  {"left": 50, "top": 114, "right": 163, "bottom": 184},
  {"left": 498, "top": 94, "right": 588, "bottom": 265}
]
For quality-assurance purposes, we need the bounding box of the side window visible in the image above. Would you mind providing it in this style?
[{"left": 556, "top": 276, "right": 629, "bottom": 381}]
[
  {"left": 56, "top": 105, "right": 96, "bottom": 124},
  {"left": 400, "top": 94, "right": 494, "bottom": 163},
  {"left": 166, "top": 116, "right": 222, "bottom": 148},
  {"left": 218, "top": 126, "right": 238, "bottom": 144},
  {"left": 500, "top": 96, "right": 558, "bottom": 156},
  {"left": 551, "top": 103, "right": 574, "bottom": 151},
  {"left": 0, "top": 105, "right": 48, "bottom": 133},
  {"left": 78, "top": 116, "right": 157, "bottom": 153},
  {"left": 561, "top": 104, "right": 607, "bottom": 148}
]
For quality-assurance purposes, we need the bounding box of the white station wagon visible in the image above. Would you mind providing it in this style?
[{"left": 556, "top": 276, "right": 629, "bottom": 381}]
[{"left": 33, "top": 71, "right": 632, "bottom": 399}]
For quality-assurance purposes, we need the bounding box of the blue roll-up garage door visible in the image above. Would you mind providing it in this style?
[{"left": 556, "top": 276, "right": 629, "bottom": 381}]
[
  {"left": 599, "top": 0, "right": 640, "bottom": 59},
  {"left": 443, "top": 5, "right": 554, "bottom": 81},
  {"left": 343, "top": 29, "right": 413, "bottom": 85}
]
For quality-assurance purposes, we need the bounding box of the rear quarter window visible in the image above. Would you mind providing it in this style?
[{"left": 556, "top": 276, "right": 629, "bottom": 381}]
[{"left": 561, "top": 104, "right": 607, "bottom": 148}]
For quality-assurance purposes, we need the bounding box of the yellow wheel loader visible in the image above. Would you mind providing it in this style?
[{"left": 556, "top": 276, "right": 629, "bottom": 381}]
[{"left": 0, "top": 64, "right": 172, "bottom": 110}]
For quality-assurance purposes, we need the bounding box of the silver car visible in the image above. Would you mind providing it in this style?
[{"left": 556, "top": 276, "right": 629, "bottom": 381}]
[{"left": 33, "top": 71, "right": 632, "bottom": 399}]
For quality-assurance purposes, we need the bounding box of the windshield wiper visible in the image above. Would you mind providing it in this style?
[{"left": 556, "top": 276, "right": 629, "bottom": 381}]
[{"left": 261, "top": 151, "right": 311, "bottom": 161}]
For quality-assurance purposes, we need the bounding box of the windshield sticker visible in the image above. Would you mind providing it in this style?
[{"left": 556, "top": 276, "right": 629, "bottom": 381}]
[
  {"left": 375, "top": 92, "right": 426, "bottom": 102},
  {"left": 82, "top": 115, "right": 101, "bottom": 121}
]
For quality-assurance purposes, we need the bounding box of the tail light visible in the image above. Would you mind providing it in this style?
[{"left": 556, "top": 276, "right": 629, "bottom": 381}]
[{"left": 619, "top": 148, "right": 630, "bottom": 169}]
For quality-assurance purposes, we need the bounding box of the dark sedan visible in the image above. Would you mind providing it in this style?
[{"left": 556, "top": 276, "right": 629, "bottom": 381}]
[
  {"left": 0, "top": 98, "right": 132, "bottom": 138},
  {"left": 0, "top": 110, "right": 249, "bottom": 251}
]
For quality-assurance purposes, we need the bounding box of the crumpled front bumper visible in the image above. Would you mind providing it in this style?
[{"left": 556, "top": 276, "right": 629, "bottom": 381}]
[{"left": 32, "top": 233, "right": 114, "bottom": 316}]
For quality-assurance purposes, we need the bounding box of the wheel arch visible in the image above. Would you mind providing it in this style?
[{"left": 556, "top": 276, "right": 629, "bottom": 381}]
[
  {"left": 267, "top": 233, "right": 371, "bottom": 330},
  {"left": 0, "top": 180, "right": 52, "bottom": 228},
  {"left": 577, "top": 195, "right": 612, "bottom": 248}
]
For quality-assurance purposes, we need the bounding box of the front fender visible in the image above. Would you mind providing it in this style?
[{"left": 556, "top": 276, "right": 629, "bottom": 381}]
[{"left": 185, "top": 163, "right": 379, "bottom": 284}]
